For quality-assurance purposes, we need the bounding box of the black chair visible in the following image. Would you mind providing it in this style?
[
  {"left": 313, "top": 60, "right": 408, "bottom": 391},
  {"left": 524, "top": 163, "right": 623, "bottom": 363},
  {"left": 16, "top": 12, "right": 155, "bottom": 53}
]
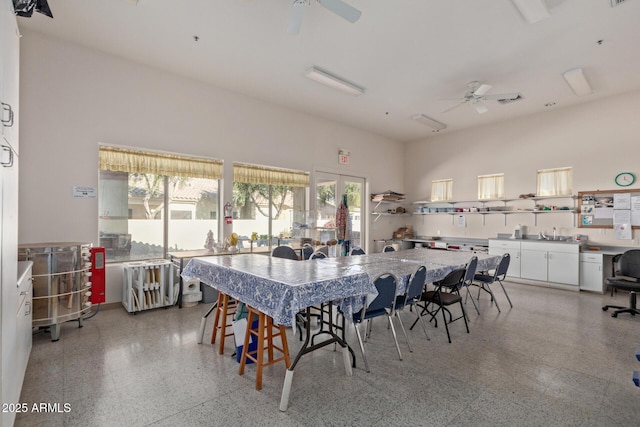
[
  {"left": 472, "top": 253, "right": 512, "bottom": 313},
  {"left": 346, "top": 273, "right": 402, "bottom": 372},
  {"left": 416, "top": 268, "right": 469, "bottom": 343},
  {"left": 603, "top": 250, "right": 640, "bottom": 317},
  {"left": 309, "top": 250, "right": 327, "bottom": 259},
  {"left": 350, "top": 247, "right": 366, "bottom": 256},
  {"left": 302, "top": 244, "right": 314, "bottom": 260},
  {"left": 461, "top": 256, "right": 480, "bottom": 315},
  {"left": 272, "top": 246, "right": 299, "bottom": 260},
  {"left": 394, "top": 265, "right": 430, "bottom": 350}
]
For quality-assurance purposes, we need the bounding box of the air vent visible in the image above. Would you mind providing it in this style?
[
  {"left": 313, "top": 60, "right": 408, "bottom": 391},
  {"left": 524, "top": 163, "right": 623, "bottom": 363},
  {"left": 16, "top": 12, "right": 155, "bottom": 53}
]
[
  {"left": 610, "top": 0, "right": 629, "bottom": 7},
  {"left": 497, "top": 94, "right": 525, "bottom": 104}
]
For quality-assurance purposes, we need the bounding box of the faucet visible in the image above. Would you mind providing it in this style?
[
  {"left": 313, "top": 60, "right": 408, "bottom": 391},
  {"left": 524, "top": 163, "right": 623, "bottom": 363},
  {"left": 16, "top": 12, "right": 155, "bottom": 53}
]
[{"left": 553, "top": 227, "right": 557, "bottom": 241}]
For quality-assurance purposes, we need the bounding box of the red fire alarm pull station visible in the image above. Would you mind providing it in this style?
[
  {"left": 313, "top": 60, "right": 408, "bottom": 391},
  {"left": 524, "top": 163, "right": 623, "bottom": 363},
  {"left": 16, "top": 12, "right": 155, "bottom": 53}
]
[{"left": 90, "top": 247, "right": 106, "bottom": 304}]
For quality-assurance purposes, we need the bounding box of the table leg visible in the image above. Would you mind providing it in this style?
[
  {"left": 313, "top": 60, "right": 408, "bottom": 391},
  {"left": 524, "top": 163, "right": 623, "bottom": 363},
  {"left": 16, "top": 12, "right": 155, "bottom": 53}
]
[
  {"left": 278, "top": 307, "right": 353, "bottom": 411},
  {"left": 177, "top": 258, "right": 184, "bottom": 308},
  {"left": 197, "top": 301, "right": 218, "bottom": 344}
]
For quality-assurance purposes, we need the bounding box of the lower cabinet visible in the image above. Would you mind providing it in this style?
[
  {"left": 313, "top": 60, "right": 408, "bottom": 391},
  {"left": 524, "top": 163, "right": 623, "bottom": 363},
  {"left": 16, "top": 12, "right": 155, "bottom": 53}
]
[
  {"left": 488, "top": 239, "right": 521, "bottom": 278},
  {"left": 520, "top": 242, "right": 579, "bottom": 286},
  {"left": 579, "top": 252, "right": 604, "bottom": 293}
]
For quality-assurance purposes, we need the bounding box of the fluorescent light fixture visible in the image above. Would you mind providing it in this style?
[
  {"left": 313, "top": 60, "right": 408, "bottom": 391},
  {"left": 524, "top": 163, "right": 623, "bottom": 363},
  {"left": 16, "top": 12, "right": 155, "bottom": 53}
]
[
  {"left": 511, "top": 0, "right": 550, "bottom": 24},
  {"left": 304, "top": 66, "right": 365, "bottom": 96},
  {"left": 563, "top": 68, "right": 592, "bottom": 96},
  {"left": 412, "top": 114, "right": 447, "bottom": 131}
]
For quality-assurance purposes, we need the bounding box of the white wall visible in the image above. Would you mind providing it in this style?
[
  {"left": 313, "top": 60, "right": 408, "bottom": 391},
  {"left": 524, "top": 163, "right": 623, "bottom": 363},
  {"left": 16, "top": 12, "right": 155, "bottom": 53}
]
[
  {"left": 404, "top": 89, "right": 640, "bottom": 245},
  {"left": 18, "top": 31, "right": 407, "bottom": 302}
]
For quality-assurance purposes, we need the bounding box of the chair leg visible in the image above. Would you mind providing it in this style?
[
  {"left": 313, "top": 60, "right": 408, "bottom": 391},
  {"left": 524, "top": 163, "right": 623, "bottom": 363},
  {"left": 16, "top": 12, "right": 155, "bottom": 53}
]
[
  {"left": 497, "top": 279, "right": 513, "bottom": 308},
  {"left": 386, "top": 315, "right": 403, "bottom": 361},
  {"left": 441, "top": 306, "right": 452, "bottom": 343},
  {"left": 353, "top": 322, "right": 370, "bottom": 373},
  {"left": 464, "top": 286, "right": 480, "bottom": 315},
  {"left": 413, "top": 307, "right": 431, "bottom": 341},
  {"left": 460, "top": 301, "right": 470, "bottom": 334},
  {"left": 394, "top": 311, "right": 413, "bottom": 352},
  {"left": 483, "top": 284, "right": 501, "bottom": 312}
]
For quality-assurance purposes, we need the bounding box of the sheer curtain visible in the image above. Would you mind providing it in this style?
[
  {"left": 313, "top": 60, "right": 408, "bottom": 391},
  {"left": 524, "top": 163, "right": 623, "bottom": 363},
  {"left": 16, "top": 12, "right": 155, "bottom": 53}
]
[
  {"left": 537, "top": 167, "right": 573, "bottom": 196},
  {"left": 431, "top": 179, "right": 453, "bottom": 201},
  {"left": 478, "top": 173, "right": 504, "bottom": 200}
]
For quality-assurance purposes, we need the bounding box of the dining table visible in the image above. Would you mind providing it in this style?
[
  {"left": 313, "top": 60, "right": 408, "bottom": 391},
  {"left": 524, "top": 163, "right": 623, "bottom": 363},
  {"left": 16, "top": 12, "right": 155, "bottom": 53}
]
[{"left": 181, "top": 248, "right": 500, "bottom": 411}]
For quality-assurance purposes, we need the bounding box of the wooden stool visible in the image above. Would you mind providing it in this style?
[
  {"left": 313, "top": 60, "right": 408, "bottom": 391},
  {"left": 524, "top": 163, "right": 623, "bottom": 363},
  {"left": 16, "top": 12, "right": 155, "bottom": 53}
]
[
  {"left": 211, "top": 292, "right": 238, "bottom": 354},
  {"left": 239, "top": 306, "right": 291, "bottom": 390}
]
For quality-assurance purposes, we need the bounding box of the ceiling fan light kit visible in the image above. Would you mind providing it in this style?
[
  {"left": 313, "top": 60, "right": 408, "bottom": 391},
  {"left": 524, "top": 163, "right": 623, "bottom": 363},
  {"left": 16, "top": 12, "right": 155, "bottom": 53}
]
[
  {"left": 563, "top": 68, "right": 593, "bottom": 96},
  {"left": 511, "top": 0, "right": 550, "bottom": 24},
  {"left": 304, "top": 66, "right": 365, "bottom": 96},
  {"left": 412, "top": 114, "right": 447, "bottom": 131}
]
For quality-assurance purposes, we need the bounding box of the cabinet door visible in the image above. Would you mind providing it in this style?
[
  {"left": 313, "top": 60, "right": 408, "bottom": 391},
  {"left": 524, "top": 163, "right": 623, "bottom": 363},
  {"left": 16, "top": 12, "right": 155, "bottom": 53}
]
[
  {"left": 520, "top": 249, "right": 548, "bottom": 281},
  {"left": 548, "top": 252, "right": 579, "bottom": 286},
  {"left": 489, "top": 248, "right": 520, "bottom": 278},
  {"left": 580, "top": 261, "right": 604, "bottom": 293},
  {"left": 0, "top": 0, "right": 19, "bottom": 151}
]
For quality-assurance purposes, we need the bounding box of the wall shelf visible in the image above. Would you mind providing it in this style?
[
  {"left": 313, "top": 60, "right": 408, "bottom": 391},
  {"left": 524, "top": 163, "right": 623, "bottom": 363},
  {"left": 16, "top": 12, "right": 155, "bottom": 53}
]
[
  {"left": 371, "top": 200, "right": 410, "bottom": 222},
  {"left": 413, "top": 196, "right": 577, "bottom": 226}
]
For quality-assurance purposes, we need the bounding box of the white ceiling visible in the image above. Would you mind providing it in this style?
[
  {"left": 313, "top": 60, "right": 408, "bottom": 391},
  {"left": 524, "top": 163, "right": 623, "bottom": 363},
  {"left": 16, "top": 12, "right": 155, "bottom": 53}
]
[{"left": 15, "top": 0, "right": 640, "bottom": 142}]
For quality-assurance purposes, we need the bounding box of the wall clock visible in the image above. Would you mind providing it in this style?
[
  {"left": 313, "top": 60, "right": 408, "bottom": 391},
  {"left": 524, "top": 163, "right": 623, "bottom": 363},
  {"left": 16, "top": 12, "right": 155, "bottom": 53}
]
[{"left": 614, "top": 172, "right": 635, "bottom": 187}]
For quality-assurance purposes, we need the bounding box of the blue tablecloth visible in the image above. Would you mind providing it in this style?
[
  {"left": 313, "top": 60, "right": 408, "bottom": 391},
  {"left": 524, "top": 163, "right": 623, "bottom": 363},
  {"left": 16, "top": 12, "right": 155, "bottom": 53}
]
[
  {"left": 181, "top": 254, "right": 373, "bottom": 326},
  {"left": 181, "top": 249, "right": 500, "bottom": 327}
]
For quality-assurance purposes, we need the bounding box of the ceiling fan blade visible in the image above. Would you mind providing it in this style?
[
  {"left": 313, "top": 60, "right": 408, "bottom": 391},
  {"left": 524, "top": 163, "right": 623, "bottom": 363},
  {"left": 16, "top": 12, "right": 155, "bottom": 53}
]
[
  {"left": 473, "top": 84, "right": 492, "bottom": 97},
  {"left": 317, "top": 0, "right": 362, "bottom": 23},
  {"left": 472, "top": 101, "right": 489, "bottom": 114},
  {"left": 288, "top": 0, "right": 306, "bottom": 35},
  {"left": 442, "top": 101, "right": 467, "bottom": 113},
  {"left": 481, "top": 92, "right": 521, "bottom": 100}
]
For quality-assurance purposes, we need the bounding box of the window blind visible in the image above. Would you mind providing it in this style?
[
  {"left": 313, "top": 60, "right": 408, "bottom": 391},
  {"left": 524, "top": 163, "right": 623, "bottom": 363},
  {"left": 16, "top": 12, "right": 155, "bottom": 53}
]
[{"left": 99, "top": 145, "right": 223, "bottom": 179}]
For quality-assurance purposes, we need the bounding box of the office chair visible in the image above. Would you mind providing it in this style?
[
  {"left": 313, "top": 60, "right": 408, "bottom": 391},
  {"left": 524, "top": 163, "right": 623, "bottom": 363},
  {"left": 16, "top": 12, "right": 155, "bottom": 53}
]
[{"left": 603, "top": 250, "right": 640, "bottom": 317}]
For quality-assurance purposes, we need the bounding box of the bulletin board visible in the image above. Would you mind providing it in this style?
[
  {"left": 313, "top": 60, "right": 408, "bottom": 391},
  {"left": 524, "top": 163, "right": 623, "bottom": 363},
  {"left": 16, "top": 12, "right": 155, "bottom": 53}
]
[{"left": 578, "top": 190, "right": 640, "bottom": 236}]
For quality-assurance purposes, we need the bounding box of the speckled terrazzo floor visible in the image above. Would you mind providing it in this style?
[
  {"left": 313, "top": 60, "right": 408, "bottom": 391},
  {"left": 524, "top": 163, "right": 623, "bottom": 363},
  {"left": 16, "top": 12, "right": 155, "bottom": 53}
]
[{"left": 15, "top": 281, "right": 640, "bottom": 426}]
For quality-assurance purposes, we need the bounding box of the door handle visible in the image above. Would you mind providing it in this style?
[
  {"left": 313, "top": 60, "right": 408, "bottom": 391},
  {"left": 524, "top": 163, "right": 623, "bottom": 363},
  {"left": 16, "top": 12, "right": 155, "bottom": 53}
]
[
  {"left": 1, "top": 102, "right": 14, "bottom": 127},
  {"left": 1, "top": 145, "right": 14, "bottom": 167}
]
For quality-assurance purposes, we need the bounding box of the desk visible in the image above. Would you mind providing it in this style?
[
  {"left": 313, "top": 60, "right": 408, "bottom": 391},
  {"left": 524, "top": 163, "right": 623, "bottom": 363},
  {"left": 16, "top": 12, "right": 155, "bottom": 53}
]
[{"left": 181, "top": 249, "right": 500, "bottom": 411}]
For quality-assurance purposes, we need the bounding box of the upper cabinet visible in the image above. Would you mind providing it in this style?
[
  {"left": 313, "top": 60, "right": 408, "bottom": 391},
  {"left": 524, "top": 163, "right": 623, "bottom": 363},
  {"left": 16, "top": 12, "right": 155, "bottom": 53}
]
[{"left": 1, "top": 0, "right": 20, "bottom": 153}]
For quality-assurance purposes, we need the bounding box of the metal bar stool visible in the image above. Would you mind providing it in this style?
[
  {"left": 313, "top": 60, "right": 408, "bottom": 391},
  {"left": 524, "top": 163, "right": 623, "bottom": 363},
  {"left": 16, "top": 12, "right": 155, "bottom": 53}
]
[
  {"left": 239, "top": 305, "right": 291, "bottom": 390},
  {"left": 211, "top": 292, "right": 238, "bottom": 354}
]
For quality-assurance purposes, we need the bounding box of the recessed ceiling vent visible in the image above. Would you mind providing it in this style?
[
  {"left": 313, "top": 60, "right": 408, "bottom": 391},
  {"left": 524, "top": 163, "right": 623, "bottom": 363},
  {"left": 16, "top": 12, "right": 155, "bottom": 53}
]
[
  {"left": 610, "top": 0, "right": 629, "bottom": 7},
  {"left": 497, "top": 94, "right": 525, "bottom": 104}
]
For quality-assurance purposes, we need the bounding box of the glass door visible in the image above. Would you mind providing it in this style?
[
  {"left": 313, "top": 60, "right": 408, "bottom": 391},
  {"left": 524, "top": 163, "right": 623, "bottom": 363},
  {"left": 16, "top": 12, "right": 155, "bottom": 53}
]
[{"left": 315, "top": 172, "right": 365, "bottom": 253}]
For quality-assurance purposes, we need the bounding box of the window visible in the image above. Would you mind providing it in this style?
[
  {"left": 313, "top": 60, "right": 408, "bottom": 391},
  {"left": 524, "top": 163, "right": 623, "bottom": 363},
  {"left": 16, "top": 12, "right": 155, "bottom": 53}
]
[
  {"left": 233, "top": 163, "right": 308, "bottom": 249},
  {"left": 537, "top": 167, "right": 573, "bottom": 196},
  {"left": 98, "top": 146, "right": 222, "bottom": 262},
  {"left": 478, "top": 173, "right": 504, "bottom": 200},
  {"left": 431, "top": 179, "right": 453, "bottom": 201}
]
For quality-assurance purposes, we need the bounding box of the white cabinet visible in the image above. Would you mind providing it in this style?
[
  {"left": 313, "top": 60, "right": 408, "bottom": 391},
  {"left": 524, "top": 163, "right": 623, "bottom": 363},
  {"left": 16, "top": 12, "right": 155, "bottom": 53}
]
[
  {"left": 580, "top": 253, "right": 604, "bottom": 293},
  {"left": 0, "top": 0, "right": 19, "bottom": 152},
  {"left": 1, "top": 3, "right": 22, "bottom": 426},
  {"left": 488, "top": 239, "right": 521, "bottom": 278},
  {"left": 16, "top": 262, "right": 33, "bottom": 395},
  {"left": 520, "top": 241, "right": 579, "bottom": 286}
]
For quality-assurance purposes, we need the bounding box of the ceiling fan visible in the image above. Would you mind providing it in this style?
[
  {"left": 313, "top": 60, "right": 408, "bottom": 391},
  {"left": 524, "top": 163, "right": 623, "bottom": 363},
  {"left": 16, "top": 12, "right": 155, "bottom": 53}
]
[
  {"left": 288, "top": 0, "right": 362, "bottom": 35},
  {"left": 441, "top": 81, "right": 522, "bottom": 114}
]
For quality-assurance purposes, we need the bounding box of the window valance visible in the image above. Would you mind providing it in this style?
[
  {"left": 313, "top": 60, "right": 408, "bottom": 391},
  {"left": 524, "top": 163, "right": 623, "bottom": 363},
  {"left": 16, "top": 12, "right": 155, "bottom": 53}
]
[
  {"left": 233, "top": 162, "right": 309, "bottom": 187},
  {"left": 99, "top": 145, "right": 222, "bottom": 179}
]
